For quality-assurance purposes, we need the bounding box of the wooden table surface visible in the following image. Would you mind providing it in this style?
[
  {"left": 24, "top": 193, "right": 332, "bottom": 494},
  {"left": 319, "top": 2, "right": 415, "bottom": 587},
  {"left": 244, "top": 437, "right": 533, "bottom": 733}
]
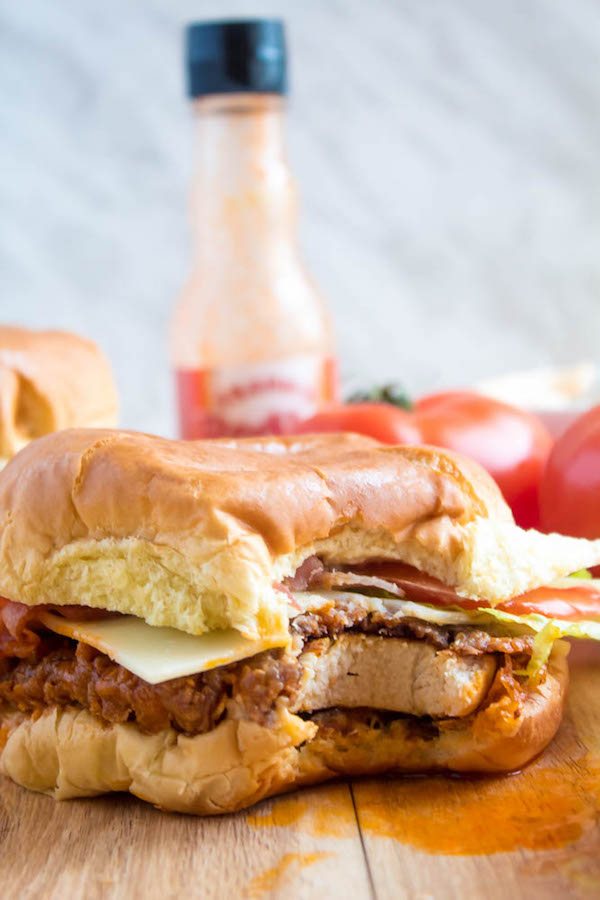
[{"left": 2, "top": 641, "right": 600, "bottom": 900}]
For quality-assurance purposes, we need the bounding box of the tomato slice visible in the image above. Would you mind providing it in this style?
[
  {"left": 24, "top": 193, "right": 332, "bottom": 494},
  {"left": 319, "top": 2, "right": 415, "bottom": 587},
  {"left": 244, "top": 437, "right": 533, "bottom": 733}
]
[
  {"left": 500, "top": 585, "right": 600, "bottom": 621},
  {"left": 349, "top": 562, "right": 600, "bottom": 621}
]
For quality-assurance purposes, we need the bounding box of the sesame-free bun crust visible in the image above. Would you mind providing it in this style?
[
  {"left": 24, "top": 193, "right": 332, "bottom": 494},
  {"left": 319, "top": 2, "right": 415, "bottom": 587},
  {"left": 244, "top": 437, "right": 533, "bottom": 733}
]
[
  {"left": 0, "top": 648, "right": 568, "bottom": 814},
  {"left": 1, "top": 429, "right": 600, "bottom": 641},
  {"left": 0, "top": 327, "right": 118, "bottom": 462}
]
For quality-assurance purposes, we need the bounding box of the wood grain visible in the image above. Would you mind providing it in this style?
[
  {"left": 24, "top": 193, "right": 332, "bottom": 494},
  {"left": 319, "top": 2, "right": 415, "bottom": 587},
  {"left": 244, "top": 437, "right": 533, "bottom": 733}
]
[
  {"left": 0, "top": 779, "right": 371, "bottom": 900},
  {"left": 2, "top": 643, "right": 600, "bottom": 899}
]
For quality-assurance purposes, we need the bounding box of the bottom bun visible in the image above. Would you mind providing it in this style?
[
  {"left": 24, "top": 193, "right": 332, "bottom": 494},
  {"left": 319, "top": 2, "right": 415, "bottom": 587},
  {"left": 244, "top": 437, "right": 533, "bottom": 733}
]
[{"left": 0, "top": 649, "right": 568, "bottom": 815}]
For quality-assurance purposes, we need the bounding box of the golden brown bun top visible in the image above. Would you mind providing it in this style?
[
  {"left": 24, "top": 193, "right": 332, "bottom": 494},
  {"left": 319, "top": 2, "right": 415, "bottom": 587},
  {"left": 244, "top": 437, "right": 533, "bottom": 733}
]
[
  {"left": 0, "top": 426, "right": 509, "bottom": 558},
  {"left": 0, "top": 429, "right": 599, "bottom": 639},
  {"left": 0, "top": 326, "right": 118, "bottom": 460}
]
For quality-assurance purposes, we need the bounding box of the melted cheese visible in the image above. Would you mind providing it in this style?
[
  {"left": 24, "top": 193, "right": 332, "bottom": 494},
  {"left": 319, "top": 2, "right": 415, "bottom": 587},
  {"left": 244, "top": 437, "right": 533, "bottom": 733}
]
[{"left": 39, "top": 611, "right": 286, "bottom": 684}]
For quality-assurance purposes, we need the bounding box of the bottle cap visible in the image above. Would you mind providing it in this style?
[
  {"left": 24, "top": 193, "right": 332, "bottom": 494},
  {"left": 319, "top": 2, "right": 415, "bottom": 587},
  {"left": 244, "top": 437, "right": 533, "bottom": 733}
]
[{"left": 185, "top": 19, "right": 287, "bottom": 97}]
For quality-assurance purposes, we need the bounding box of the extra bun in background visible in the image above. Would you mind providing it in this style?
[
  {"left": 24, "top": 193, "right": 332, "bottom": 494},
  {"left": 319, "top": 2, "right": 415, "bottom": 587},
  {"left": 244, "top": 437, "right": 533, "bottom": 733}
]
[{"left": 0, "top": 326, "right": 118, "bottom": 465}]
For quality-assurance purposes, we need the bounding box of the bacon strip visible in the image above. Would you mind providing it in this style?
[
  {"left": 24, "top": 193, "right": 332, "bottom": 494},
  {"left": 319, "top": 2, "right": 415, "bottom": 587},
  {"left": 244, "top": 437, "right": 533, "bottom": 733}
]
[
  {"left": 283, "top": 556, "right": 326, "bottom": 592},
  {"left": 0, "top": 597, "right": 119, "bottom": 660},
  {"left": 323, "top": 562, "right": 469, "bottom": 607},
  {"left": 0, "top": 598, "right": 41, "bottom": 658}
]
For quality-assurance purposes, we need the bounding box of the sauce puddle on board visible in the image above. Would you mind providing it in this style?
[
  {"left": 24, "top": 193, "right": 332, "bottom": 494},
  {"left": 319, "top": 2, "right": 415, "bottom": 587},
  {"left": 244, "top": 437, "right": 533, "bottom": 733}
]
[
  {"left": 248, "top": 755, "right": 600, "bottom": 855},
  {"left": 352, "top": 754, "right": 600, "bottom": 854}
]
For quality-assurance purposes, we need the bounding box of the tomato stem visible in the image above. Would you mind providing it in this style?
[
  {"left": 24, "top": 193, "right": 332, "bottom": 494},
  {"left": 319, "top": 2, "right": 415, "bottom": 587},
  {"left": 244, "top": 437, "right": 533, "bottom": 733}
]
[{"left": 347, "top": 383, "right": 413, "bottom": 411}]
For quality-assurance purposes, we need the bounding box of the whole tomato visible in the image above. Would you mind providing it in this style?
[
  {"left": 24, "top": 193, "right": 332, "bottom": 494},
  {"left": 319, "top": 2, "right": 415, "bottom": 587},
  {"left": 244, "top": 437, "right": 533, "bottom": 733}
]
[
  {"left": 539, "top": 404, "right": 600, "bottom": 538},
  {"left": 414, "top": 392, "right": 553, "bottom": 529},
  {"left": 296, "top": 403, "right": 420, "bottom": 446}
]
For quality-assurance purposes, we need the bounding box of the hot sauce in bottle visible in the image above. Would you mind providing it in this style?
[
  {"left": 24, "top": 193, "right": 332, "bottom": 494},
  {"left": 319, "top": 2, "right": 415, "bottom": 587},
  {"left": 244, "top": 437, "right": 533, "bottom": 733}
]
[{"left": 172, "top": 19, "right": 339, "bottom": 438}]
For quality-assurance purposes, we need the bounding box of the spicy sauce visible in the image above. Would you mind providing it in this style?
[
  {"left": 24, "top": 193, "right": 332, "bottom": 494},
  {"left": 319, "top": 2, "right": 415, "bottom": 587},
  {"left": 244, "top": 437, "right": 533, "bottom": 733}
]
[{"left": 172, "top": 21, "right": 338, "bottom": 438}]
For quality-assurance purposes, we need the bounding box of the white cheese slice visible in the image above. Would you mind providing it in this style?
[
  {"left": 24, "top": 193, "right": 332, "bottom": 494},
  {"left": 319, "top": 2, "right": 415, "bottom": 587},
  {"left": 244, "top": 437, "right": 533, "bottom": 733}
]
[{"left": 39, "top": 612, "right": 286, "bottom": 685}]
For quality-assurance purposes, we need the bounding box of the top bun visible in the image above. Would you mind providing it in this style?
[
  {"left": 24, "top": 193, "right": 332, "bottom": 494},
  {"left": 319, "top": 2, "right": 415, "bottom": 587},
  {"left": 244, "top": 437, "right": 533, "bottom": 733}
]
[
  {"left": 0, "top": 429, "right": 598, "bottom": 641},
  {"left": 0, "top": 326, "right": 118, "bottom": 463}
]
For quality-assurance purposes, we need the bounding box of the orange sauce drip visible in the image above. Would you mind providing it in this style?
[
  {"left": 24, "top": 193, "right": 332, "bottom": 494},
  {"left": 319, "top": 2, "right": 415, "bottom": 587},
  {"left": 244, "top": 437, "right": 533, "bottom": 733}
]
[
  {"left": 247, "top": 783, "right": 356, "bottom": 838},
  {"left": 247, "top": 852, "right": 332, "bottom": 897}
]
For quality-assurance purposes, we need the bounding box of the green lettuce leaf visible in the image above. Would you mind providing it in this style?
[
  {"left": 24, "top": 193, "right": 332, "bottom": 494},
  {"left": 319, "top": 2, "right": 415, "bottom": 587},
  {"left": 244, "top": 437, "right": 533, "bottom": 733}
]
[
  {"left": 481, "top": 605, "right": 600, "bottom": 675},
  {"left": 393, "top": 597, "right": 600, "bottom": 677}
]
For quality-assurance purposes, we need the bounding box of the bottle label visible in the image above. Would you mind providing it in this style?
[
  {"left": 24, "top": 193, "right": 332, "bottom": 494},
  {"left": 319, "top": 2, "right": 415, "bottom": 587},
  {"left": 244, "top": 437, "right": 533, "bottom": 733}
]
[{"left": 176, "top": 355, "right": 338, "bottom": 439}]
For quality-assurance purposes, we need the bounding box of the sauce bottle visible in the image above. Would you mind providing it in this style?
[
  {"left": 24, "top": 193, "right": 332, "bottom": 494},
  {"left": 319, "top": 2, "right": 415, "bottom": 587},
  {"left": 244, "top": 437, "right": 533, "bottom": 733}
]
[{"left": 172, "top": 19, "right": 338, "bottom": 439}]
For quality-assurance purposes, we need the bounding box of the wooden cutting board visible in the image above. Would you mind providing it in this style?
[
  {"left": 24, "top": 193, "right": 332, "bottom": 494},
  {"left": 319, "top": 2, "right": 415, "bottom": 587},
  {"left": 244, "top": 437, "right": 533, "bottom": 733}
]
[{"left": 2, "top": 642, "right": 600, "bottom": 900}]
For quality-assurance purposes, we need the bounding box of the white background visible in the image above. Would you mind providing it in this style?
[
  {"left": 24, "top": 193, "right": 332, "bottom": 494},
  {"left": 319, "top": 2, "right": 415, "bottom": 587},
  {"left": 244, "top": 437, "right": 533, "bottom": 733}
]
[{"left": 2, "top": 0, "right": 600, "bottom": 435}]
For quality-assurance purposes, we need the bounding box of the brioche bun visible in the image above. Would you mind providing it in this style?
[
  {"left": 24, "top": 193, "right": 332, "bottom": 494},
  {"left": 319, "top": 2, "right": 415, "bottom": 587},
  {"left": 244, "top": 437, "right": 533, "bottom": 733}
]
[
  {"left": 0, "top": 327, "right": 118, "bottom": 464},
  {"left": 0, "top": 431, "right": 578, "bottom": 815}
]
